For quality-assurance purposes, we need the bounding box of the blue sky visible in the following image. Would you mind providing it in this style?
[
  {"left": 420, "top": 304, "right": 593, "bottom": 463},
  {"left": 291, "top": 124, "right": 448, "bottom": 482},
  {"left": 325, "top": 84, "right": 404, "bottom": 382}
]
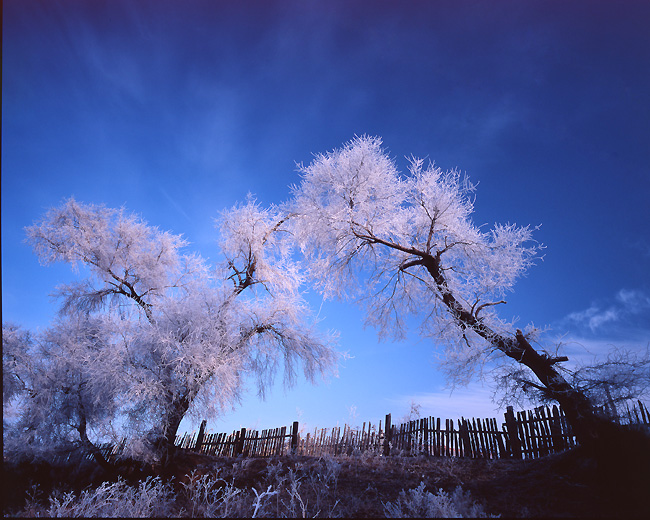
[{"left": 3, "top": 0, "right": 650, "bottom": 436}]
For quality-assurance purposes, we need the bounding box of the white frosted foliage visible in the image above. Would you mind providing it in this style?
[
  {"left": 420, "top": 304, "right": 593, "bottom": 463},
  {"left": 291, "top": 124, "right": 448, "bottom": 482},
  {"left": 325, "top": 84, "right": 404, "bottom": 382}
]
[
  {"left": 290, "top": 136, "right": 541, "bottom": 379},
  {"left": 5, "top": 198, "right": 337, "bottom": 462}
]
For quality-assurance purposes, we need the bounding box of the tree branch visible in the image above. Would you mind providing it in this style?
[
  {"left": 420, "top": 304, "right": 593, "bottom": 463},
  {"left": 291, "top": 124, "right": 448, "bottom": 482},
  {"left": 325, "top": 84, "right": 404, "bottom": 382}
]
[
  {"left": 399, "top": 258, "right": 424, "bottom": 271},
  {"left": 474, "top": 300, "right": 507, "bottom": 317}
]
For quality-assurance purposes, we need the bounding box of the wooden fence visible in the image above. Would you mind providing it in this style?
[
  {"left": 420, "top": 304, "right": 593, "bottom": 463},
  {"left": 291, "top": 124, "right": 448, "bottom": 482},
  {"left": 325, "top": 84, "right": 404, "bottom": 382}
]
[
  {"left": 52, "top": 439, "right": 127, "bottom": 465},
  {"left": 176, "top": 421, "right": 299, "bottom": 457},
  {"left": 177, "top": 400, "right": 649, "bottom": 460}
]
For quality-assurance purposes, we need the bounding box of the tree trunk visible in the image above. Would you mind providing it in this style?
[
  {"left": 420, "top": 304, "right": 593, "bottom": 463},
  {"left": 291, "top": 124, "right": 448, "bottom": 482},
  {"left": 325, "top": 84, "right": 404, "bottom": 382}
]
[
  {"left": 420, "top": 253, "right": 609, "bottom": 450},
  {"left": 507, "top": 330, "right": 607, "bottom": 450},
  {"left": 156, "top": 395, "right": 191, "bottom": 467},
  {"left": 76, "top": 406, "right": 116, "bottom": 474}
]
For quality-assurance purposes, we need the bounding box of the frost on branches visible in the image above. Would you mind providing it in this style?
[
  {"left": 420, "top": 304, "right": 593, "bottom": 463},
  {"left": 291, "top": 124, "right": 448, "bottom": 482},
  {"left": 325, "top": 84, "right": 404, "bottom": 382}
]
[
  {"left": 288, "top": 136, "right": 614, "bottom": 448},
  {"left": 290, "top": 136, "right": 538, "bottom": 379},
  {"left": 4, "top": 199, "right": 337, "bottom": 465}
]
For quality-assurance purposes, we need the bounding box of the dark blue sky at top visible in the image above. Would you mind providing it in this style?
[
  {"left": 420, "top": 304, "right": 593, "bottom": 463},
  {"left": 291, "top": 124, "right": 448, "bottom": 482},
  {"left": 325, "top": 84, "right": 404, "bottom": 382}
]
[{"left": 3, "top": 0, "right": 650, "bottom": 431}]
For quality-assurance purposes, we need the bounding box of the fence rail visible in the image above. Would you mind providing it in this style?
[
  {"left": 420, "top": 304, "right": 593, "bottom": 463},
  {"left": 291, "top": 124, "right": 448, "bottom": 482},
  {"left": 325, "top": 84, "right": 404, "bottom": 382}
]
[{"left": 176, "top": 400, "right": 649, "bottom": 460}]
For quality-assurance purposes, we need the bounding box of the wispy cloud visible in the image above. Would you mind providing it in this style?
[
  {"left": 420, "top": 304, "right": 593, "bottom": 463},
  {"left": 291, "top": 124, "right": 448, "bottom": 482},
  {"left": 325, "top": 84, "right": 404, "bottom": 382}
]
[
  {"left": 565, "top": 288, "right": 650, "bottom": 333},
  {"left": 616, "top": 288, "right": 650, "bottom": 308},
  {"left": 555, "top": 290, "right": 650, "bottom": 372},
  {"left": 566, "top": 306, "right": 620, "bottom": 331}
]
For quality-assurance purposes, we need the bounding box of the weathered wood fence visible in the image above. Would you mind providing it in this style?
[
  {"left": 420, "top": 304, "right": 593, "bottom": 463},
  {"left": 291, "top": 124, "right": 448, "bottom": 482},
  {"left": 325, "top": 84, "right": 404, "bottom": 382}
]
[
  {"left": 177, "top": 400, "right": 649, "bottom": 460},
  {"left": 176, "top": 421, "right": 300, "bottom": 457}
]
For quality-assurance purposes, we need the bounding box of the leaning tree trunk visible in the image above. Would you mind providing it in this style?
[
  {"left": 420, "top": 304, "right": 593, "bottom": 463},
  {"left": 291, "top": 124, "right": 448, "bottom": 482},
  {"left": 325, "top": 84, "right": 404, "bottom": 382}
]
[
  {"left": 420, "top": 252, "right": 610, "bottom": 450},
  {"left": 506, "top": 329, "right": 608, "bottom": 448}
]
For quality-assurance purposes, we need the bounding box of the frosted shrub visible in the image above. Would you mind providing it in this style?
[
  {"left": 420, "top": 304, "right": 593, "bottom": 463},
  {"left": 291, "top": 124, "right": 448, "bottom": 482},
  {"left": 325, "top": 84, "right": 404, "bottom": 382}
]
[
  {"left": 180, "top": 470, "right": 245, "bottom": 518},
  {"left": 46, "top": 476, "right": 174, "bottom": 518},
  {"left": 317, "top": 455, "right": 342, "bottom": 488},
  {"left": 251, "top": 485, "right": 278, "bottom": 518},
  {"left": 360, "top": 442, "right": 384, "bottom": 462},
  {"left": 281, "top": 468, "right": 309, "bottom": 518},
  {"left": 303, "top": 457, "right": 342, "bottom": 516},
  {"left": 180, "top": 471, "right": 279, "bottom": 518},
  {"left": 264, "top": 460, "right": 285, "bottom": 483},
  {"left": 383, "top": 482, "right": 494, "bottom": 518}
]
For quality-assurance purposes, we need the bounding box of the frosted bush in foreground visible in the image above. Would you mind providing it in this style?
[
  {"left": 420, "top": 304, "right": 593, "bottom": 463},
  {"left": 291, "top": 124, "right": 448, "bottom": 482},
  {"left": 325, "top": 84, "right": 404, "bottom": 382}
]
[
  {"left": 180, "top": 471, "right": 245, "bottom": 517},
  {"left": 383, "top": 482, "right": 495, "bottom": 518},
  {"left": 11, "top": 457, "right": 508, "bottom": 518},
  {"left": 46, "top": 477, "right": 175, "bottom": 518}
]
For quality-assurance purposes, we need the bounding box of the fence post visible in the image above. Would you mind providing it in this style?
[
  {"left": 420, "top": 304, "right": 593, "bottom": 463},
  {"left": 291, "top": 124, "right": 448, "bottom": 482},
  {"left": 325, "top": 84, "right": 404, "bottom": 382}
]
[
  {"left": 493, "top": 418, "right": 507, "bottom": 457},
  {"left": 423, "top": 417, "right": 430, "bottom": 456},
  {"left": 235, "top": 427, "right": 246, "bottom": 456},
  {"left": 550, "top": 405, "right": 565, "bottom": 453},
  {"left": 194, "top": 419, "right": 207, "bottom": 453},
  {"left": 459, "top": 419, "right": 472, "bottom": 458},
  {"left": 383, "top": 413, "right": 392, "bottom": 456},
  {"left": 639, "top": 400, "right": 650, "bottom": 424},
  {"left": 504, "top": 406, "right": 522, "bottom": 459},
  {"left": 291, "top": 421, "right": 299, "bottom": 454}
]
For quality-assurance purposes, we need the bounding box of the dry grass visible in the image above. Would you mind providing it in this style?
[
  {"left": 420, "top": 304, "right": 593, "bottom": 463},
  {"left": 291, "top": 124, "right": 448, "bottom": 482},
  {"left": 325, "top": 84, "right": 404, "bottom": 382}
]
[{"left": 4, "top": 444, "right": 649, "bottom": 517}]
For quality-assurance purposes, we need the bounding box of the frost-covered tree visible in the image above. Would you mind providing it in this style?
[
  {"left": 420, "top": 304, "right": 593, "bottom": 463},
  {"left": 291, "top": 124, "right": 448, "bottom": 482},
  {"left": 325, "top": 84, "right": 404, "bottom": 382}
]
[
  {"left": 3, "top": 316, "right": 122, "bottom": 469},
  {"left": 6, "top": 198, "right": 337, "bottom": 465},
  {"left": 288, "top": 135, "right": 622, "bottom": 448}
]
